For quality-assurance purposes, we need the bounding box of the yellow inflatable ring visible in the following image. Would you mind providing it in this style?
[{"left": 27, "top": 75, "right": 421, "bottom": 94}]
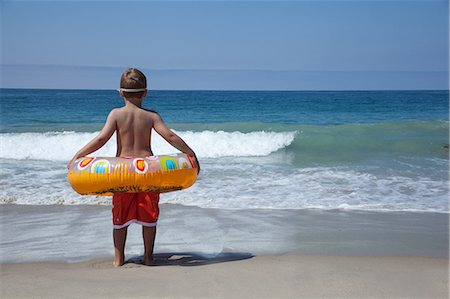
[{"left": 67, "top": 153, "right": 198, "bottom": 195}]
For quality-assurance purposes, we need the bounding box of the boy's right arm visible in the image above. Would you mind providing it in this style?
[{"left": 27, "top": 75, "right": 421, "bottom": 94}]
[
  {"left": 67, "top": 110, "right": 117, "bottom": 169},
  {"left": 153, "top": 113, "right": 200, "bottom": 174}
]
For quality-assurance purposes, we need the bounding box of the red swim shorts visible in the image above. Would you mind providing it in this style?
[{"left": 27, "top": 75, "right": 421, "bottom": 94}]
[{"left": 112, "top": 192, "right": 160, "bottom": 229}]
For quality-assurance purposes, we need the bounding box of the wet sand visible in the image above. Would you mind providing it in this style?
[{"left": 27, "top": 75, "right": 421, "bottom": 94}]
[
  {"left": 0, "top": 204, "right": 448, "bottom": 298},
  {"left": 0, "top": 204, "right": 448, "bottom": 263}
]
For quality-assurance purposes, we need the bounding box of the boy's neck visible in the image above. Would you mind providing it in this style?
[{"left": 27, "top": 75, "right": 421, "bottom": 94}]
[{"left": 124, "top": 98, "right": 143, "bottom": 108}]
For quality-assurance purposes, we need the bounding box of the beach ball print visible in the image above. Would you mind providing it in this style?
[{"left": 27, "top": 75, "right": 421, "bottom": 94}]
[
  {"left": 178, "top": 157, "right": 191, "bottom": 169},
  {"left": 77, "top": 157, "right": 95, "bottom": 171},
  {"left": 160, "top": 156, "right": 178, "bottom": 171},
  {"left": 133, "top": 158, "right": 148, "bottom": 174},
  {"left": 91, "top": 159, "right": 110, "bottom": 174}
]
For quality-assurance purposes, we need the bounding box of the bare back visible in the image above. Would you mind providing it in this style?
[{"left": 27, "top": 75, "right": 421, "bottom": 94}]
[
  {"left": 67, "top": 96, "right": 199, "bottom": 172},
  {"left": 113, "top": 106, "right": 157, "bottom": 157}
]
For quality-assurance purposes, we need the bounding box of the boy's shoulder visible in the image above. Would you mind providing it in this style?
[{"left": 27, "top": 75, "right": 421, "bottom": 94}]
[
  {"left": 112, "top": 107, "right": 160, "bottom": 117},
  {"left": 140, "top": 108, "right": 160, "bottom": 116},
  {"left": 139, "top": 108, "right": 161, "bottom": 121},
  {"left": 113, "top": 107, "right": 163, "bottom": 124}
]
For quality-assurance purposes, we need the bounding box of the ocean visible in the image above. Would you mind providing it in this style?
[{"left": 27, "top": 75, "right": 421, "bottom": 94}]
[{"left": 0, "top": 89, "right": 448, "bottom": 212}]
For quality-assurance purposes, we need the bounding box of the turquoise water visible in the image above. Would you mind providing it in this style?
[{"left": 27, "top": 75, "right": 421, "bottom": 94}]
[{"left": 0, "top": 89, "right": 448, "bottom": 211}]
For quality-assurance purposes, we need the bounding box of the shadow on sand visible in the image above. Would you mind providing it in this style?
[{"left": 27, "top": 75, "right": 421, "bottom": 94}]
[{"left": 125, "top": 252, "right": 254, "bottom": 267}]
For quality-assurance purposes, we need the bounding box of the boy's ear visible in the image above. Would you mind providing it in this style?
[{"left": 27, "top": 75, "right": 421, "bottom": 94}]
[
  {"left": 119, "top": 89, "right": 125, "bottom": 98},
  {"left": 142, "top": 90, "right": 148, "bottom": 99}
]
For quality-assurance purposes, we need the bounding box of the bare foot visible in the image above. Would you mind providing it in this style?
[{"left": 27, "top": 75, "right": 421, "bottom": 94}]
[
  {"left": 143, "top": 257, "right": 155, "bottom": 266},
  {"left": 113, "top": 258, "right": 124, "bottom": 267}
]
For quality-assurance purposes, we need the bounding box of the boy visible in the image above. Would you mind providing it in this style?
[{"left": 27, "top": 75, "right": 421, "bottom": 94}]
[{"left": 67, "top": 68, "right": 200, "bottom": 267}]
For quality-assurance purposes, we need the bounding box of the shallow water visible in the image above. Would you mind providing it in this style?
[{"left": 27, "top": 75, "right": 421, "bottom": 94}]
[
  {"left": 0, "top": 204, "right": 448, "bottom": 263},
  {"left": 0, "top": 89, "right": 448, "bottom": 212}
]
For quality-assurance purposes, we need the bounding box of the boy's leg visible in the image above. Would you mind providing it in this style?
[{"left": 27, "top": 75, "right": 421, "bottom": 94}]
[
  {"left": 143, "top": 226, "right": 156, "bottom": 265},
  {"left": 113, "top": 227, "right": 128, "bottom": 267},
  {"left": 112, "top": 193, "right": 134, "bottom": 267},
  {"left": 138, "top": 192, "right": 159, "bottom": 266}
]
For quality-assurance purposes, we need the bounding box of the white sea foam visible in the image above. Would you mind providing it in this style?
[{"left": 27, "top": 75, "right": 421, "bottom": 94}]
[
  {"left": 0, "top": 130, "right": 296, "bottom": 160},
  {"left": 0, "top": 129, "right": 447, "bottom": 212},
  {"left": 161, "top": 163, "right": 449, "bottom": 212},
  {"left": 0, "top": 158, "right": 448, "bottom": 212}
]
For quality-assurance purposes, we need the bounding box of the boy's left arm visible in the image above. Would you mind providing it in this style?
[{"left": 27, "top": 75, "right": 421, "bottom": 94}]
[
  {"left": 67, "top": 110, "right": 117, "bottom": 169},
  {"left": 153, "top": 113, "right": 200, "bottom": 174}
]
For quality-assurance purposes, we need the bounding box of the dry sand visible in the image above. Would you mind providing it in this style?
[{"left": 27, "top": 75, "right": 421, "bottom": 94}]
[
  {"left": 1, "top": 254, "right": 448, "bottom": 299},
  {"left": 1, "top": 205, "right": 448, "bottom": 298}
]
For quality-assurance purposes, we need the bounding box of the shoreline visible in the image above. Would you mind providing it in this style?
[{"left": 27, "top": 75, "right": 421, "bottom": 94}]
[
  {"left": 0, "top": 204, "right": 448, "bottom": 264},
  {"left": 1, "top": 254, "right": 448, "bottom": 298},
  {"left": 1, "top": 204, "right": 449, "bottom": 298}
]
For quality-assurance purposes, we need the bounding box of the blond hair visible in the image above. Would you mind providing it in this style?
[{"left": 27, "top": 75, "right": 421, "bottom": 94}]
[{"left": 120, "top": 68, "right": 147, "bottom": 98}]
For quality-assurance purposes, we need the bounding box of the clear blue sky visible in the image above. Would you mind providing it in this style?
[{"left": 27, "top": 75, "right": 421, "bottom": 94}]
[{"left": 1, "top": 0, "right": 448, "bottom": 90}]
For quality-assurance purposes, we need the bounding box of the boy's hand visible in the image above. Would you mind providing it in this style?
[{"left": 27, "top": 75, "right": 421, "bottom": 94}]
[
  {"left": 190, "top": 154, "right": 200, "bottom": 174},
  {"left": 67, "top": 157, "right": 77, "bottom": 170}
]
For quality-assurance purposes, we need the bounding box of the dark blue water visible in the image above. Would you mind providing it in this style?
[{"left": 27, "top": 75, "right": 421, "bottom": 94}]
[{"left": 1, "top": 89, "right": 448, "bottom": 132}]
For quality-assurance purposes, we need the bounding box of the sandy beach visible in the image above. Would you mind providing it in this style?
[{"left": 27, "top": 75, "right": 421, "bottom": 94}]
[
  {"left": 1, "top": 204, "right": 449, "bottom": 298},
  {"left": 1, "top": 254, "right": 448, "bottom": 298}
]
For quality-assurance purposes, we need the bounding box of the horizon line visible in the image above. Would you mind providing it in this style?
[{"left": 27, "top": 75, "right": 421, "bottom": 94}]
[
  {"left": 1, "top": 64, "right": 447, "bottom": 73},
  {"left": 2, "top": 87, "right": 449, "bottom": 92}
]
